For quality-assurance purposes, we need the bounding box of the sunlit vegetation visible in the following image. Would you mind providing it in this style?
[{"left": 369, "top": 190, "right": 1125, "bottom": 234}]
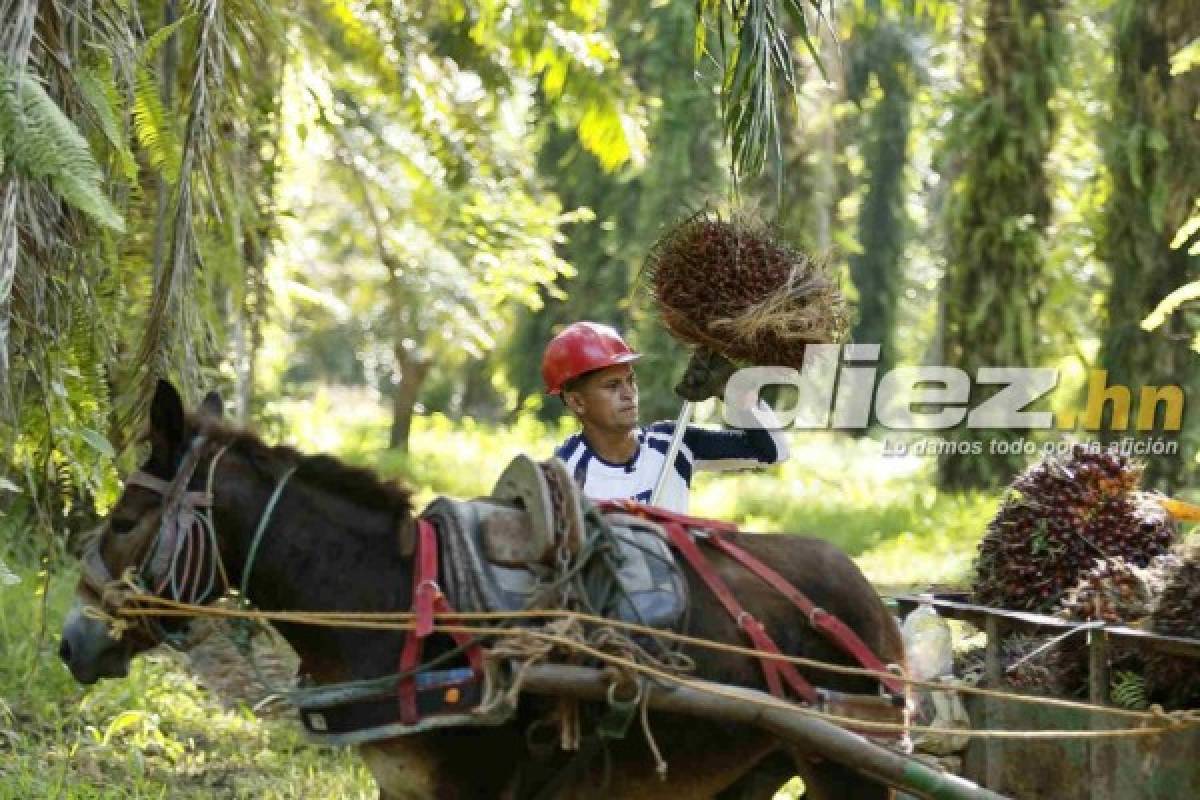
[{"left": 1, "top": 0, "right": 1197, "bottom": 796}]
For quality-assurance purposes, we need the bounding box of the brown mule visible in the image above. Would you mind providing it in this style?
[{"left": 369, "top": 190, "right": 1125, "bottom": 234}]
[{"left": 59, "top": 380, "right": 905, "bottom": 799}]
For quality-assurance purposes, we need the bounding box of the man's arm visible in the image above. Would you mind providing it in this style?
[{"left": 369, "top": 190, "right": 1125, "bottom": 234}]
[
  {"left": 682, "top": 403, "right": 790, "bottom": 471},
  {"left": 670, "top": 347, "right": 790, "bottom": 471}
]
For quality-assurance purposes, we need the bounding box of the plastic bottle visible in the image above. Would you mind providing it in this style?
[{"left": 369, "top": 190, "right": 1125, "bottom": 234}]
[{"left": 902, "top": 603, "right": 954, "bottom": 680}]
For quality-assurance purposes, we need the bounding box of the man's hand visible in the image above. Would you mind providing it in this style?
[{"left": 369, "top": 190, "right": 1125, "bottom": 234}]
[{"left": 674, "top": 348, "right": 739, "bottom": 402}]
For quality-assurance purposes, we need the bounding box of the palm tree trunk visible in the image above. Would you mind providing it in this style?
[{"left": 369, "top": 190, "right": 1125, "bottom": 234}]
[
  {"left": 847, "top": 4, "right": 917, "bottom": 384},
  {"left": 0, "top": 0, "right": 37, "bottom": 391},
  {"left": 1098, "top": 0, "right": 1200, "bottom": 491},
  {"left": 936, "top": 0, "right": 1065, "bottom": 490}
]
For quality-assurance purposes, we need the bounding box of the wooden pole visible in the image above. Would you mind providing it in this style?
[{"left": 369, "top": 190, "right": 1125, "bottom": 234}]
[
  {"left": 519, "top": 664, "right": 1011, "bottom": 800},
  {"left": 984, "top": 616, "right": 1003, "bottom": 793},
  {"left": 650, "top": 401, "right": 692, "bottom": 506},
  {"left": 1088, "top": 627, "right": 1112, "bottom": 800}
]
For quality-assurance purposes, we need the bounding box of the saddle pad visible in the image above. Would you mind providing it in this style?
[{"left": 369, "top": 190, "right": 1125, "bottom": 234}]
[{"left": 423, "top": 498, "right": 689, "bottom": 633}]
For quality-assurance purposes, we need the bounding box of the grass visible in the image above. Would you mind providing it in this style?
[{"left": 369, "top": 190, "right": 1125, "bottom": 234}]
[
  {"left": 2, "top": 391, "right": 1002, "bottom": 797},
  {"left": 0, "top": 564, "right": 375, "bottom": 799}
]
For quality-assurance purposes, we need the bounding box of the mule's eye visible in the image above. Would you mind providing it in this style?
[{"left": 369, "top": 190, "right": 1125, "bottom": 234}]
[{"left": 111, "top": 517, "right": 137, "bottom": 535}]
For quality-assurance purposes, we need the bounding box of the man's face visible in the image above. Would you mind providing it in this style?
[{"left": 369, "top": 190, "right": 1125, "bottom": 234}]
[{"left": 565, "top": 364, "right": 639, "bottom": 433}]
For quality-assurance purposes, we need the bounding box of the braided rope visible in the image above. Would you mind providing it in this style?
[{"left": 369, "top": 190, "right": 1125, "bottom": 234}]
[{"left": 108, "top": 593, "right": 1200, "bottom": 738}]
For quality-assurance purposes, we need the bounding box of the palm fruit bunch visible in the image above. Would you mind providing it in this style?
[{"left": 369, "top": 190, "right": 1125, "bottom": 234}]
[
  {"left": 972, "top": 445, "right": 1177, "bottom": 613},
  {"left": 643, "top": 210, "right": 847, "bottom": 368},
  {"left": 1144, "top": 536, "right": 1200, "bottom": 708},
  {"left": 1057, "top": 554, "right": 1181, "bottom": 624}
]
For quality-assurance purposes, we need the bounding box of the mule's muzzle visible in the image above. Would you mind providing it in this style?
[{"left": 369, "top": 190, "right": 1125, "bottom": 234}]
[{"left": 60, "top": 601, "right": 131, "bottom": 684}]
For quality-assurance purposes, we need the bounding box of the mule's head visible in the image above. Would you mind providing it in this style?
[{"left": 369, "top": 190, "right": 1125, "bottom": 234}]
[{"left": 60, "top": 379, "right": 225, "bottom": 683}]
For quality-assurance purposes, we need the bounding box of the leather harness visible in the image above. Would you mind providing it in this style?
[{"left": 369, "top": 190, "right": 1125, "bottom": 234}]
[
  {"left": 397, "top": 518, "right": 485, "bottom": 725},
  {"left": 397, "top": 496, "right": 905, "bottom": 730},
  {"left": 595, "top": 499, "right": 907, "bottom": 702}
]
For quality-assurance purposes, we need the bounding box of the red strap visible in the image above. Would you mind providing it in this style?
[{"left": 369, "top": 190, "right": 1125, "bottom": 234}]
[
  {"left": 658, "top": 519, "right": 819, "bottom": 704},
  {"left": 398, "top": 519, "right": 485, "bottom": 726},
  {"left": 597, "top": 499, "right": 904, "bottom": 699},
  {"left": 413, "top": 521, "right": 439, "bottom": 637},
  {"left": 598, "top": 498, "right": 738, "bottom": 534},
  {"left": 709, "top": 535, "right": 906, "bottom": 698}
]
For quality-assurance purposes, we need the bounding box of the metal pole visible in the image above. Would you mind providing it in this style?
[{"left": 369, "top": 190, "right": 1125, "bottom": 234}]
[
  {"left": 650, "top": 400, "right": 693, "bottom": 506},
  {"left": 520, "top": 664, "right": 1010, "bottom": 800}
]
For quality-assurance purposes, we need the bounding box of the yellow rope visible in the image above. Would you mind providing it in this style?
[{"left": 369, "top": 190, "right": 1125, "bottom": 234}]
[
  {"left": 110, "top": 592, "right": 1190, "bottom": 729},
  {"left": 109, "top": 593, "right": 1200, "bottom": 738}
]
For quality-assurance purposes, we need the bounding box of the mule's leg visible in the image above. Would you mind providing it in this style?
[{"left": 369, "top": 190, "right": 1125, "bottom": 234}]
[
  {"left": 793, "top": 757, "right": 893, "bottom": 800},
  {"left": 713, "top": 750, "right": 796, "bottom": 800}
]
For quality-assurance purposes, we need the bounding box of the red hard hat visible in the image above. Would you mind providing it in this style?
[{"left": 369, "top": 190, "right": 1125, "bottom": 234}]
[{"left": 542, "top": 321, "right": 641, "bottom": 395}]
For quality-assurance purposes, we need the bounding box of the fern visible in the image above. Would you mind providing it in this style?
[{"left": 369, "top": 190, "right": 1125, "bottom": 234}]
[
  {"left": 127, "top": 14, "right": 195, "bottom": 187},
  {"left": 75, "top": 64, "right": 137, "bottom": 182},
  {"left": 0, "top": 67, "right": 125, "bottom": 231},
  {"left": 132, "top": 65, "right": 182, "bottom": 184},
  {"left": 141, "top": 14, "right": 196, "bottom": 64},
  {"left": 1111, "top": 671, "right": 1149, "bottom": 710}
]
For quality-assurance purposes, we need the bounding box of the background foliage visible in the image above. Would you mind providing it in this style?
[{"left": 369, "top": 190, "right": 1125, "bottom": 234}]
[
  {"left": 1, "top": 2, "right": 1198, "bottom": 795},
  {"left": 0, "top": 0, "right": 1195, "bottom": 557}
]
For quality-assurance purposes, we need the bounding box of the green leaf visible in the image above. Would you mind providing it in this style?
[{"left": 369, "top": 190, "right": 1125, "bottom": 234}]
[
  {"left": 781, "top": 0, "right": 826, "bottom": 80},
  {"left": 132, "top": 65, "right": 182, "bottom": 184},
  {"left": 102, "top": 710, "right": 147, "bottom": 744},
  {"left": 1141, "top": 281, "right": 1200, "bottom": 332},
  {"left": 80, "top": 428, "right": 116, "bottom": 459},
  {"left": 1171, "top": 203, "right": 1200, "bottom": 252},
  {"left": 1170, "top": 37, "right": 1200, "bottom": 75},
  {"left": 0, "top": 67, "right": 125, "bottom": 230},
  {"left": 140, "top": 13, "right": 196, "bottom": 65},
  {"left": 76, "top": 66, "right": 138, "bottom": 182},
  {"left": 693, "top": 8, "right": 708, "bottom": 64}
]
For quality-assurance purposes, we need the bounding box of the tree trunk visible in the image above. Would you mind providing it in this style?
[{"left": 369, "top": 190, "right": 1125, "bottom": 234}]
[
  {"left": 1098, "top": 0, "right": 1200, "bottom": 492},
  {"left": 936, "top": 0, "right": 1065, "bottom": 490},
  {"left": 389, "top": 345, "right": 431, "bottom": 452},
  {"left": 847, "top": 4, "right": 917, "bottom": 385}
]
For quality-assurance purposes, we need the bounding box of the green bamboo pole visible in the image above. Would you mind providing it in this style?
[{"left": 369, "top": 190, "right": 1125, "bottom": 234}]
[{"left": 520, "top": 664, "right": 1010, "bottom": 800}]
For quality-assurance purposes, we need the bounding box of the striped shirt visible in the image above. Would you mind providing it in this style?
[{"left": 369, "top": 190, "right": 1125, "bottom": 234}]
[{"left": 553, "top": 410, "right": 789, "bottom": 514}]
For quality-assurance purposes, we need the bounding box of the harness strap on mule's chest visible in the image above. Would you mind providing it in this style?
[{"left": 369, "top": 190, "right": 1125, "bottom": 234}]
[
  {"left": 397, "top": 518, "right": 484, "bottom": 726},
  {"left": 707, "top": 535, "right": 907, "bottom": 698},
  {"left": 596, "top": 499, "right": 904, "bottom": 701},
  {"left": 655, "top": 517, "right": 819, "bottom": 705}
]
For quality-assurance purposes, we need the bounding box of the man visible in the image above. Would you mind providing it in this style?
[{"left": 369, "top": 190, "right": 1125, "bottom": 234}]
[{"left": 543, "top": 321, "right": 788, "bottom": 513}]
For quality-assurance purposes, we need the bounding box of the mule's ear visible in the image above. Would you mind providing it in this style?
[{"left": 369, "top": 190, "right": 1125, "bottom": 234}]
[
  {"left": 200, "top": 390, "right": 224, "bottom": 420},
  {"left": 150, "top": 379, "right": 185, "bottom": 455}
]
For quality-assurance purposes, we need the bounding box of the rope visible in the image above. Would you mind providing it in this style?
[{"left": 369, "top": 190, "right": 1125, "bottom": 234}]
[
  {"left": 107, "top": 593, "right": 1200, "bottom": 739},
  {"left": 240, "top": 465, "right": 298, "bottom": 600},
  {"left": 639, "top": 682, "right": 668, "bottom": 780},
  {"left": 205, "top": 443, "right": 234, "bottom": 594},
  {"left": 114, "top": 595, "right": 1198, "bottom": 726}
]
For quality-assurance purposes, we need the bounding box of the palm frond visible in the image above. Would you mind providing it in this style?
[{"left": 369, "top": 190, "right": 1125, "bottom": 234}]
[
  {"left": 0, "top": 66, "right": 125, "bottom": 231},
  {"left": 134, "top": 0, "right": 225, "bottom": 400},
  {"left": 75, "top": 64, "right": 138, "bottom": 182},
  {"left": 131, "top": 64, "right": 183, "bottom": 184},
  {"left": 697, "top": 0, "right": 827, "bottom": 180}
]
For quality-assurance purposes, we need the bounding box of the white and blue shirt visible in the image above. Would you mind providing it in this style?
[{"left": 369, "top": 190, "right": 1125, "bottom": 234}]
[{"left": 554, "top": 409, "right": 789, "bottom": 514}]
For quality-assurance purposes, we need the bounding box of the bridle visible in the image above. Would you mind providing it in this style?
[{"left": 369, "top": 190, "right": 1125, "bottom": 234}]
[{"left": 80, "top": 431, "right": 292, "bottom": 647}]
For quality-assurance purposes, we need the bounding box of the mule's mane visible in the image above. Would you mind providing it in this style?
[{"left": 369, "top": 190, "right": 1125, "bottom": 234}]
[{"left": 198, "top": 415, "right": 415, "bottom": 518}]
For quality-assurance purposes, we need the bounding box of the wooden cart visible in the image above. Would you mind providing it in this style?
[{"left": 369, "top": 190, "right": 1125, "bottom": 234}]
[{"left": 892, "top": 594, "right": 1200, "bottom": 799}]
